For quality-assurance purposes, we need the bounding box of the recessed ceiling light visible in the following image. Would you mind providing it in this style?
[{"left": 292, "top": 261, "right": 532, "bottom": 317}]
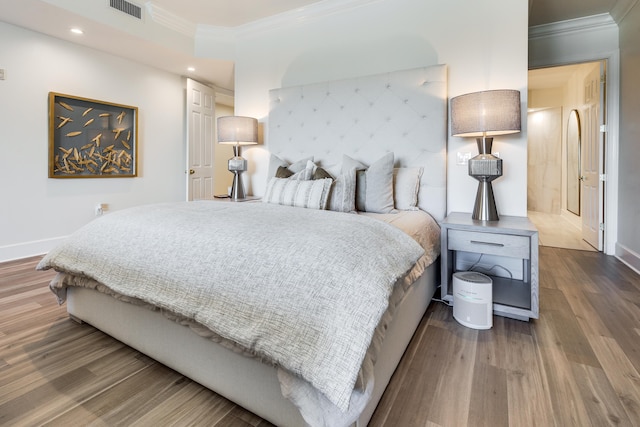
[
  {"left": 70, "top": 28, "right": 84, "bottom": 35},
  {"left": 187, "top": 67, "right": 195, "bottom": 72}
]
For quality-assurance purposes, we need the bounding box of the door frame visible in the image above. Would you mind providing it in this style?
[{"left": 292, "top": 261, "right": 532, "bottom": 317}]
[{"left": 529, "top": 53, "right": 619, "bottom": 256}]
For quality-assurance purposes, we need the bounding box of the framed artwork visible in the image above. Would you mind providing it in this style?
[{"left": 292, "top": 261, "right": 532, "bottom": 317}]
[{"left": 48, "top": 92, "right": 138, "bottom": 178}]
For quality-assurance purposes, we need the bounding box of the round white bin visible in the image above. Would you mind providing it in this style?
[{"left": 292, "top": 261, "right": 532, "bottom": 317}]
[{"left": 452, "top": 271, "right": 493, "bottom": 329}]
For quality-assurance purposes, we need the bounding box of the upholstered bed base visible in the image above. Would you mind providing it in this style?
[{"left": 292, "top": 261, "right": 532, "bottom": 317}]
[{"left": 66, "top": 262, "right": 438, "bottom": 426}]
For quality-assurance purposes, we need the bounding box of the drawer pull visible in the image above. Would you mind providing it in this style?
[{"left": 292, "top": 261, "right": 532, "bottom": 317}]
[{"left": 470, "top": 240, "right": 504, "bottom": 247}]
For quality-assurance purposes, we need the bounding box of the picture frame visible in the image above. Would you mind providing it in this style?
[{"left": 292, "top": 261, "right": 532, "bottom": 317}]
[{"left": 48, "top": 92, "right": 138, "bottom": 178}]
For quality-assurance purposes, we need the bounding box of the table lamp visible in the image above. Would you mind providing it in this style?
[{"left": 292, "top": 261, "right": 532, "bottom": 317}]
[
  {"left": 217, "top": 116, "right": 258, "bottom": 200},
  {"left": 450, "top": 90, "right": 521, "bottom": 221}
]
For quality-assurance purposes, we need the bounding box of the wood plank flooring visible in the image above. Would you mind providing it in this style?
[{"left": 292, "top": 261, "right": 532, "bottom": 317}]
[
  {"left": 1, "top": 248, "right": 639, "bottom": 426},
  {"left": 528, "top": 210, "right": 596, "bottom": 251}
]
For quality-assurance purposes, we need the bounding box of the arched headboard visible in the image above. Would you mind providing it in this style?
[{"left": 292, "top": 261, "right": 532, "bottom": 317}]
[{"left": 268, "top": 64, "right": 448, "bottom": 221}]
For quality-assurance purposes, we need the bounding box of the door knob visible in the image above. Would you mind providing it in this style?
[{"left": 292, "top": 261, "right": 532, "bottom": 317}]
[
  {"left": 579, "top": 176, "right": 585, "bottom": 181},
  {"left": 189, "top": 169, "right": 195, "bottom": 175}
]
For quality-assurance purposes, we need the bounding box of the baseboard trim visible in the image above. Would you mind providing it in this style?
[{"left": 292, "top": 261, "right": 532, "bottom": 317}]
[
  {"left": 615, "top": 242, "right": 640, "bottom": 275},
  {"left": 0, "top": 236, "right": 67, "bottom": 263}
]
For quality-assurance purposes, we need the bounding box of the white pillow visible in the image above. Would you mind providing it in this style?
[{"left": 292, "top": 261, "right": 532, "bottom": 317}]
[
  {"left": 289, "top": 160, "right": 316, "bottom": 180},
  {"left": 393, "top": 167, "right": 423, "bottom": 210},
  {"left": 263, "top": 177, "right": 332, "bottom": 210},
  {"left": 342, "top": 153, "right": 395, "bottom": 214},
  {"left": 267, "top": 154, "right": 313, "bottom": 178}
]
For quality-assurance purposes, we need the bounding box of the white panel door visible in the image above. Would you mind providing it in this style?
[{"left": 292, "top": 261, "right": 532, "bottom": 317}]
[
  {"left": 186, "top": 79, "right": 215, "bottom": 201},
  {"left": 581, "top": 64, "right": 604, "bottom": 250}
]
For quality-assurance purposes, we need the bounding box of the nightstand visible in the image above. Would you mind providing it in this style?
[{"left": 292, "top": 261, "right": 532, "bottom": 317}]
[{"left": 440, "top": 212, "right": 539, "bottom": 321}]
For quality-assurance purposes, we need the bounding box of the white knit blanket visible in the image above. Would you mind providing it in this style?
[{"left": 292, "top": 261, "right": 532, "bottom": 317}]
[{"left": 38, "top": 201, "right": 424, "bottom": 413}]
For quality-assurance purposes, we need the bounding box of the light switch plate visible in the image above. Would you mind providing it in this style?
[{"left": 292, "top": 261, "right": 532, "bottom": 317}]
[
  {"left": 456, "top": 151, "right": 471, "bottom": 165},
  {"left": 0, "top": 68, "right": 5, "bottom": 80}
]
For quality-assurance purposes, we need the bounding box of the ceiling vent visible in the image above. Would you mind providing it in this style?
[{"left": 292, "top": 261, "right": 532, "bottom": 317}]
[{"left": 109, "top": 0, "right": 142, "bottom": 19}]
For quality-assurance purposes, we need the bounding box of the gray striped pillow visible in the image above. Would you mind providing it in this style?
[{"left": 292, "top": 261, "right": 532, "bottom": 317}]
[
  {"left": 263, "top": 177, "right": 333, "bottom": 210},
  {"left": 327, "top": 168, "right": 356, "bottom": 213}
]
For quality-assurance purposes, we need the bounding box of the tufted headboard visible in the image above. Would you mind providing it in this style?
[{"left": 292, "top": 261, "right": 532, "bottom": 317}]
[{"left": 268, "top": 64, "right": 448, "bottom": 221}]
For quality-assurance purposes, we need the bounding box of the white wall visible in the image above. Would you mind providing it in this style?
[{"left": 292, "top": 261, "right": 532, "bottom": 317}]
[
  {"left": 233, "top": 0, "right": 529, "bottom": 218},
  {"left": 0, "top": 22, "right": 186, "bottom": 261},
  {"left": 527, "top": 107, "right": 562, "bottom": 214},
  {"left": 0, "top": 0, "right": 532, "bottom": 261},
  {"left": 617, "top": 4, "right": 640, "bottom": 272}
]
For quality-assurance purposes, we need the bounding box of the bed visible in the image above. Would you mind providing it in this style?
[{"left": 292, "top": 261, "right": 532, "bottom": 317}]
[{"left": 37, "top": 64, "right": 448, "bottom": 427}]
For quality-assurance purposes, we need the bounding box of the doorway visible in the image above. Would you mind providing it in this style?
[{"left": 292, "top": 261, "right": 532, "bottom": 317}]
[
  {"left": 527, "top": 61, "right": 605, "bottom": 252},
  {"left": 186, "top": 78, "right": 216, "bottom": 201}
]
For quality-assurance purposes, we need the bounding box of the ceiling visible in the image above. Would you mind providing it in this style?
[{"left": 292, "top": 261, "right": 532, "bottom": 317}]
[
  {"left": 0, "top": 0, "right": 630, "bottom": 93},
  {"left": 150, "top": 0, "right": 323, "bottom": 27}
]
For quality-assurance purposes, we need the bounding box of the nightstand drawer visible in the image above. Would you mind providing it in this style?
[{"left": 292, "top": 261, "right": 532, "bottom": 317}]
[{"left": 447, "top": 229, "right": 530, "bottom": 259}]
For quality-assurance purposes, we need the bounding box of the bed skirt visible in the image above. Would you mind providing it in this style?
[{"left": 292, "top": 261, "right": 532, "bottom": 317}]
[{"left": 65, "top": 261, "right": 439, "bottom": 426}]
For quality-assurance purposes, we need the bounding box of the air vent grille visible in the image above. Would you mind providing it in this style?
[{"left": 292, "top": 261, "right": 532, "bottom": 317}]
[{"left": 109, "top": 0, "right": 142, "bottom": 19}]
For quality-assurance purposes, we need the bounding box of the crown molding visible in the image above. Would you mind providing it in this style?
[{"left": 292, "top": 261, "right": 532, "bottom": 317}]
[
  {"left": 610, "top": 0, "right": 639, "bottom": 24},
  {"left": 528, "top": 13, "right": 617, "bottom": 40},
  {"left": 146, "top": 2, "right": 196, "bottom": 37}
]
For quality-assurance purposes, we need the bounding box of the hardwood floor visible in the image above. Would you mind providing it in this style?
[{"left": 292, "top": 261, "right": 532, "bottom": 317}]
[
  {"left": 2, "top": 249, "right": 639, "bottom": 426},
  {"left": 528, "top": 210, "right": 596, "bottom": 252}
]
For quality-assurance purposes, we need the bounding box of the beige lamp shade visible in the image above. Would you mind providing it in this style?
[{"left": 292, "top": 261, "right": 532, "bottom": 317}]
[
  {"left": 217, "top": 116, "right": 259, "bottom": 145},
  {"left": 450, "top": 90, "right": 521, "bottom": 137}
]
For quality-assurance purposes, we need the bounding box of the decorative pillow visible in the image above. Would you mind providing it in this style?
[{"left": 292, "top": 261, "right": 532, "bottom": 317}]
[
  {"left": 267, "top": 154, "right": 313, "bottom": 178},
  {"left": 342, "top": 152, "right": 395, "bottom": 214},
  {"left": 313, "top": 167, "right": 333, "bottom": 180},
  {"left": 288, "top": 160, "right": 316, "bottom": 180},
  {"left": 275, "top": 166, "right": 294, "bottom": 178},
  {"left": 326, "top": 168, "right": 356, "bottom": 213},
  {"left": 394, "top": 167, "right": 423, "bottom": 210},
  {"left": 263, "top": 177, "right": 333, "bottom": 210}
]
